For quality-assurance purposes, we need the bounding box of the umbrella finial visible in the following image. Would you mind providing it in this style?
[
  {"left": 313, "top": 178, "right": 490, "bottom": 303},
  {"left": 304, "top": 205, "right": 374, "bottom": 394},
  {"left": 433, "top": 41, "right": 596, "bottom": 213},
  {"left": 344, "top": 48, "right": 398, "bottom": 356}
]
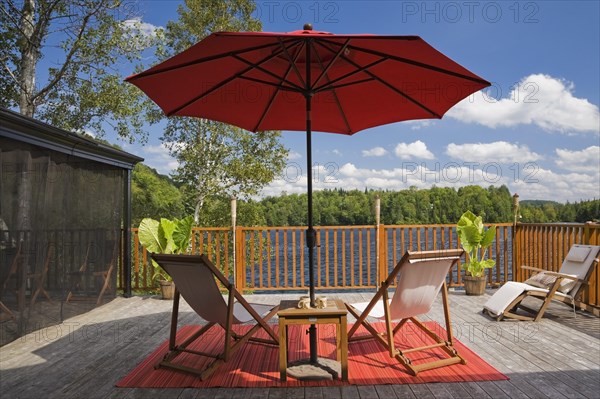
[{"left": 303, "top": 23, "right": 313, "bottom": 31}]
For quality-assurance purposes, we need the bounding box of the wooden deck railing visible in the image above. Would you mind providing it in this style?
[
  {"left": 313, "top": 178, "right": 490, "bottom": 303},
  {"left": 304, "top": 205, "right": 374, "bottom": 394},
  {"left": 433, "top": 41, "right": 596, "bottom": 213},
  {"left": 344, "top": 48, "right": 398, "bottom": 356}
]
[
  {"left": 126, "top": 222, "right": 600, "bottom": 312},
  {"left": 129, "top": 227, "right": 231, "bottom": 291},
  {"left": 128, "top": 223, "right": 513, "bottom": 291}
]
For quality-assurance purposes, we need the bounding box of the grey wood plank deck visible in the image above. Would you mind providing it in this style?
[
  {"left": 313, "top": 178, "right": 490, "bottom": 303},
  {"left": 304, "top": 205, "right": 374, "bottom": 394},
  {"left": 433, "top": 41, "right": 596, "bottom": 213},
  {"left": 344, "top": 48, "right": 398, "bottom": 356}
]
[{"left": 0, "top": 291, "right": 599, "bottom": 399}]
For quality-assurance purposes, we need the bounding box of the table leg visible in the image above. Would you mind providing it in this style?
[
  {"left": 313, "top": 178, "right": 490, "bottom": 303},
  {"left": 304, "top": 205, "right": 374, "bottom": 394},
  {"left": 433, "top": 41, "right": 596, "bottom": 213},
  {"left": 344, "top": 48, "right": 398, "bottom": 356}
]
[
  {"left": 279, "top": 319, "right": 287, "bottom": 381},
  {"left": 341, "top": 315, "right": 348, "bottom": 382},
  {"left": 336, "top": 323, "right": 341, "bottom": 361}
]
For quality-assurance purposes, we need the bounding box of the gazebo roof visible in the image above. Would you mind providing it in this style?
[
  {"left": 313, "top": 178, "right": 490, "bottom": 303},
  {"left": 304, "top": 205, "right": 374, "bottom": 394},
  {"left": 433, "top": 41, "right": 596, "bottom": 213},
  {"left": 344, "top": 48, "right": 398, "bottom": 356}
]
[{"left": 0, "top": 107, "right": 143, "bottom": 169}]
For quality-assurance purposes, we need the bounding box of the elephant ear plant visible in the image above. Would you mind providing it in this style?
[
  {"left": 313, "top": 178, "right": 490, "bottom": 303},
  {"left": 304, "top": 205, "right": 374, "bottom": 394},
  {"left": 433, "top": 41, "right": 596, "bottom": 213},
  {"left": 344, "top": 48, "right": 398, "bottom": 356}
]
[
  {"left": 456, "top": 211, "right": 496, "bottom": 278},
  {"left": 138, "top": 216, "right": 194, "bottom": 283}
]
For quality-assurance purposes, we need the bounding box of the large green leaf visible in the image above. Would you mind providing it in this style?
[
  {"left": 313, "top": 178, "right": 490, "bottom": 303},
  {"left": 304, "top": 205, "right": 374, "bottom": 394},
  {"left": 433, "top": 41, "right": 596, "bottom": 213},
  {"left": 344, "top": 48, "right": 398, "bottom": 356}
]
[
  {"left": 159, "top": 218, "right": 176, "bottom": 254},
  {"left": 138, "top": 218, "right": 165, "bottom": 253},
  {"left": 457, "top": 210, "right": 477, "bottom": 229},
  {"left": 481, "top": 225, "right": 497, "bottom": 247},
  {"left": 172, "top": 216, "right": 194, "bottom": 253},
  {"left": 457, "top": 225, "right": 482, "bottom": 250}
]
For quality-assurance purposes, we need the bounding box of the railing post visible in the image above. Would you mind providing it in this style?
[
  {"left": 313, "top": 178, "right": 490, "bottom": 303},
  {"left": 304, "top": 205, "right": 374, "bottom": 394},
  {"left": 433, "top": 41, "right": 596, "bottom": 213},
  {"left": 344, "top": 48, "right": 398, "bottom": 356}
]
[
  {"left": 231, "top": 197, "right": 237, "bottom": 284},
  {"left": 584, "top": 221, "right": 592, "bottom": 245},
  {"left": 375, "top": 195, "right": 381, "bottom": 288},
  {"left": 512, "top": 193, "right": 520, "bottom": 282},
  {"left": 235, "top": 226, "right": 244, "bottom": 290},
  {"left": 378, "top": 225, "right": 388, "bottom": 287}
]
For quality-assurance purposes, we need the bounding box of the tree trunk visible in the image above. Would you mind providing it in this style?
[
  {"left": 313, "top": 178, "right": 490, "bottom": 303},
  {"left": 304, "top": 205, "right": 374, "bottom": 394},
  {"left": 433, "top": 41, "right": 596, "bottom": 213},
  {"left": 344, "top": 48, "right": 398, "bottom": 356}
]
[
  {"left": 18, "top": 0, "right": 38, "bottom": 117},
  {"left": 193, "top": 195, "right": 204, "bottom": 225}
]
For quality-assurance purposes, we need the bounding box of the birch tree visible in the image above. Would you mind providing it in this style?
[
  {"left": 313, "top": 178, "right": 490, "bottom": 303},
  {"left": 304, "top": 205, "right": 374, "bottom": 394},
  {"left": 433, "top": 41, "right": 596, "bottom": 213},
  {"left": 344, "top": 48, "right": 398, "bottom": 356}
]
[
  {"left": 0, "top": 0, "right": 159, "bottom": 141},
  {"left": 160, "top": 0, "right": 288, "bottom": 223}
]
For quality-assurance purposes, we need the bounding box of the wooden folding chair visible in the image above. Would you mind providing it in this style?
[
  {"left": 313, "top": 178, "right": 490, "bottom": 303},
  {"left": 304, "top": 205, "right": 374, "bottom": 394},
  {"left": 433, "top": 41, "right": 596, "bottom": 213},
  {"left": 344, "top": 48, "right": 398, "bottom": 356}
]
[
  {"left": 28, "top": 243, "right": 54, "bottom": 306},
  {"left": 0, "top": 300, "right": 16, "bottom": 321},
  {"left": 94, "top": 240, "right": 119, "bottom": 305},
  {"left": 346, "top": 249, "right": 466, "bottom": 376},
  {"left": 1, "top": 240, "right": 22, "bottom": 294},
  {"left": 484, "top": 244, "right": 600, "bottom": 321},
  {"left": 151, "top": 253, "right": 280, "bottom": 380},
  {"left": 2, "top": 240, "right": 53, "bottom": 308},
  {"left": 65, "top": 242, "right": 92, "bottom": 303}
]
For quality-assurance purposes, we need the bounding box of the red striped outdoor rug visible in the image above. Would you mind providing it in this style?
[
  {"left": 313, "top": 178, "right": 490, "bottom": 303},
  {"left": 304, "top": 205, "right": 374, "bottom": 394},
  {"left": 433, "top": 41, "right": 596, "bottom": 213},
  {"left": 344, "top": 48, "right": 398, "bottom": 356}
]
[{"left": 117, "top": 321, "right": 508, "bottom": 388}]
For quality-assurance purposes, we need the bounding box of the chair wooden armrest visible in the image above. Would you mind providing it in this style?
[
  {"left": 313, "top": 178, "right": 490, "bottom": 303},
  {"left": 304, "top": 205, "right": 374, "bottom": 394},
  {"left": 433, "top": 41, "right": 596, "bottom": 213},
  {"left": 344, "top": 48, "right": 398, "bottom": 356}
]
[{"left": 521, "top": 265, "right": 546, "bottom": 273}]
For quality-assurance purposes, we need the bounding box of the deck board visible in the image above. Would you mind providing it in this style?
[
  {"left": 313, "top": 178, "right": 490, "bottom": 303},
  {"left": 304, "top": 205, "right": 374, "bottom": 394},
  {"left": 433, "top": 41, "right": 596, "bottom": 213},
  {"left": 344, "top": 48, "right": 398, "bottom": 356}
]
[{"left": 0, "top": 291, "right": 599, "bottom": 399}]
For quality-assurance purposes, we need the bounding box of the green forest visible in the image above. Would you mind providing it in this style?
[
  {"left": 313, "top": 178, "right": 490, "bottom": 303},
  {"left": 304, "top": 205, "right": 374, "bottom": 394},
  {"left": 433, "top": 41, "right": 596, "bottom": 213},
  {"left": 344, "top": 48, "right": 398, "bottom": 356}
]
[{"left": 132, "top": 164, "right": 599, "bottom": 227}]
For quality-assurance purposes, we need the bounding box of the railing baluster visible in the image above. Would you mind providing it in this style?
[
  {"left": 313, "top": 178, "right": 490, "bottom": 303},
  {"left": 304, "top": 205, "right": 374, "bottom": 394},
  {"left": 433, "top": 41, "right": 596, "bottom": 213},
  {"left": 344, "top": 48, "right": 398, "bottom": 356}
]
[
  {"left": 333, "top": 228, "right": 338, "bottom": 287},
  {"left": 342, "top": 229, "right": 346, "bottom": 287}
]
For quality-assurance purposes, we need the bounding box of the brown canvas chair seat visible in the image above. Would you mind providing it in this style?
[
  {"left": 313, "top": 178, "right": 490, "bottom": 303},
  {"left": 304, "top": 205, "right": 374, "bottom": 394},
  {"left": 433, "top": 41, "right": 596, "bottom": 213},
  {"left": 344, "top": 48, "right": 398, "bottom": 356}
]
[
  {"left": 151, "top": 253, "right": 279, "bottom": 380},
  {"left": 346, "top": 249, "right": 466, "bottom": 376},
  {"left": 484, "top": 244, "right": 600, "bottom": 321}
]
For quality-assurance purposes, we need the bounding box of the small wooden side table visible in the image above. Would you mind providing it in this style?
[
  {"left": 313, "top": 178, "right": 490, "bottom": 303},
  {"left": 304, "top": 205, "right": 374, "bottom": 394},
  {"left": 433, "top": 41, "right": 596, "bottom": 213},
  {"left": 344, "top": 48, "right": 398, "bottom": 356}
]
[{"left": 278, "top": 298, "right": 348, "bottom": 381}]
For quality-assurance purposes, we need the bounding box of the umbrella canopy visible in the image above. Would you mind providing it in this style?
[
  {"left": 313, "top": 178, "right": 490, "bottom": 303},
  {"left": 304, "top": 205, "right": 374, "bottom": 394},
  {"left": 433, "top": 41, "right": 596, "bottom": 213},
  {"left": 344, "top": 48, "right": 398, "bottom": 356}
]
[
  {"left": 126, "top": 25, "right": 490, "bottom": 368},
  {"left": 127, "top": 28, "right": 489, "bottom": 134}
]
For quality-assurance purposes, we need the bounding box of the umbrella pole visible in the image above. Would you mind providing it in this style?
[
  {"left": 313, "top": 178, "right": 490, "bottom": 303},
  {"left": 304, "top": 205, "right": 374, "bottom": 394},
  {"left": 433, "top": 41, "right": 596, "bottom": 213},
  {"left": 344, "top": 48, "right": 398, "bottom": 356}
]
[
  {"left": 305, "top": 35, "right": 318, "bottom": 365},
  {"left": 306, "top": 93, "right": 318, "bottom": 364}
]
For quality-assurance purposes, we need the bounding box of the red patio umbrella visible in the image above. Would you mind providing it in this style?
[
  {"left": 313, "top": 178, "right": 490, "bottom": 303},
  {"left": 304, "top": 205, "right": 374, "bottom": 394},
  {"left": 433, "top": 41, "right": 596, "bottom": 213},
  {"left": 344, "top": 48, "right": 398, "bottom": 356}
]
[{"left": 126, "top": 24, "right": 490, "bottom": 374}]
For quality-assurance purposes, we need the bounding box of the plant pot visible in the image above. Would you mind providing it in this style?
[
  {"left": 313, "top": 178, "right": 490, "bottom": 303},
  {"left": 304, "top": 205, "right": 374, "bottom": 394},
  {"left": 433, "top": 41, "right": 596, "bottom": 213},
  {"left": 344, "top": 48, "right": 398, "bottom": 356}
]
[
  {"left": 159, "top": 280, "right": 175, "bottom": 300},
  {"left": 463, "top": 275, "right": 486, "bottom": 296}
]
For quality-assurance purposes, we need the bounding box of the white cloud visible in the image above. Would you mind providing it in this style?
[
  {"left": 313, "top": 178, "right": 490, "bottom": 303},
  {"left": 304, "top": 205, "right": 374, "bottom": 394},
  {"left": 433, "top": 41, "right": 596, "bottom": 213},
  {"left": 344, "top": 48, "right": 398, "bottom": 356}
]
[
  {"left": 332, "top": 149, "right": 342, "bottom": 156},
  {"left": 394, "top": 140, "right": 434, "bottom": 160},
  {"left": 140, "top": 144, "right": 178, "bottom": 175},
  {"left": 511, "top": 167, "right": 599, "bottom": 202},
  {"left": 260, "top": 160, "right": 599, "bottom": 203},
  {"left": 555, "top": 146, "right": 600, "bottom": 173},
  {"left": 446, "top": 141, "right": 543, "bottom": 163},
  {"left": 448, "top": 74, "right": 600, "bottom": 133},
  {"left": 362, "top": 147, "right": 388, "bottom": 157},
  {"left": 287, "top": 151, "right": 302, "bottom": 160},
  {"left": 122, "top": 18, "right": 161, "bottom": 38},
  {"left": 405, "top": 120, "right": 435, "bottom": 130}
]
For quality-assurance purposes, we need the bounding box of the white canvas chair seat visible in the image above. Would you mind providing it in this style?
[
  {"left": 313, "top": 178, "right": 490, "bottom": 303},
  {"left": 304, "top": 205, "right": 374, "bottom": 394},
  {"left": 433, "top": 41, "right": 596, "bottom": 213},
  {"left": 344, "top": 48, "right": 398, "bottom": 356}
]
[
  {"left": 151, "top": 253, "right": 279, "bottom": 380},
  {"left": 346, "top": 249, "right": 466, "bottom": 376},
  {"left": 483, "top": 244, "right": 599, "bottom": 321},
  {"left": 350, "top": 299, "right": 389, "bottom": 319}
]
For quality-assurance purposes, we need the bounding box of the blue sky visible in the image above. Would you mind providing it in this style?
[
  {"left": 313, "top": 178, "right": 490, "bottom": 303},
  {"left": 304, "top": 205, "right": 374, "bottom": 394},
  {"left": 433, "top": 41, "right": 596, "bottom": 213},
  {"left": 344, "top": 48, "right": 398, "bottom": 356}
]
[{"left": 117, "top": 1, "right": 599, "bottom": 203}]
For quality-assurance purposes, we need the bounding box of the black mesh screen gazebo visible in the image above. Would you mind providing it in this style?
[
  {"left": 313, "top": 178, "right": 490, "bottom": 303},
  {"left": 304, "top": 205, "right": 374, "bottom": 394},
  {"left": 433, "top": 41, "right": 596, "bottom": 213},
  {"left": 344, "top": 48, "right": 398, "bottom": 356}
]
[{"left": 0, "top": 108, "right": 142, "bottom": 345}]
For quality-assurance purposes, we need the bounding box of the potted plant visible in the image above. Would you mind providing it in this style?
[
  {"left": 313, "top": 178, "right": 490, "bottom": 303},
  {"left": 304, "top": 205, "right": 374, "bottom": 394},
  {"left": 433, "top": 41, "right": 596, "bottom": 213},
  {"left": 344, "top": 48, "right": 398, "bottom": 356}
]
[
  {"left": 138, "top": 216, "right": 193, "bottom": 299},
  {"left": 456, "top": 210, "right": 496, "bottom": 295}
]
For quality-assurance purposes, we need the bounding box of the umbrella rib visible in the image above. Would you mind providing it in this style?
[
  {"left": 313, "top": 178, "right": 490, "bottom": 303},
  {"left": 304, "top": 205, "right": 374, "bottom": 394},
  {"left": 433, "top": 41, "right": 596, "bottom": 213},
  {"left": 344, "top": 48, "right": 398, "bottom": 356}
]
[
  {"left": 231, "top": 54, "right": 304, "bottom": 92},
  {"left": 252, "top": 42, "right": 307, "bottom": 132},
  {"left": 340, "top": 52, "right": 442, "bottom": 118},
  {"left": 237, "top": 75, "right": 298, "bottom": 92},
  {"left": 310, "top": 41, "right": 353, "bottom": 134},
  {"left": 166, "top": 40, "right": 305, "bottom": 116},
  {"left": 313, "top": 40, "right": 440, "bottom": 120},
  {"left": 165, "top": 65, "right": 258, "bottom": 116},
  {"left": 312, "top": 39, "right": 351, "bottom": 89},
  {"left": 346, "top": 44, "right": 490, "bottom": 85},
  {"left": 277, "top": 37, "right": 307, "bottom": 89},
  {"left": 127, "top": 40, "right": 291, "bottom": 80},
  {"left": 318, "top": 77, "right": 376, "bottom": 92},
  {"left": 312, "top": 58, "right": 387, "bottom": 93}
]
